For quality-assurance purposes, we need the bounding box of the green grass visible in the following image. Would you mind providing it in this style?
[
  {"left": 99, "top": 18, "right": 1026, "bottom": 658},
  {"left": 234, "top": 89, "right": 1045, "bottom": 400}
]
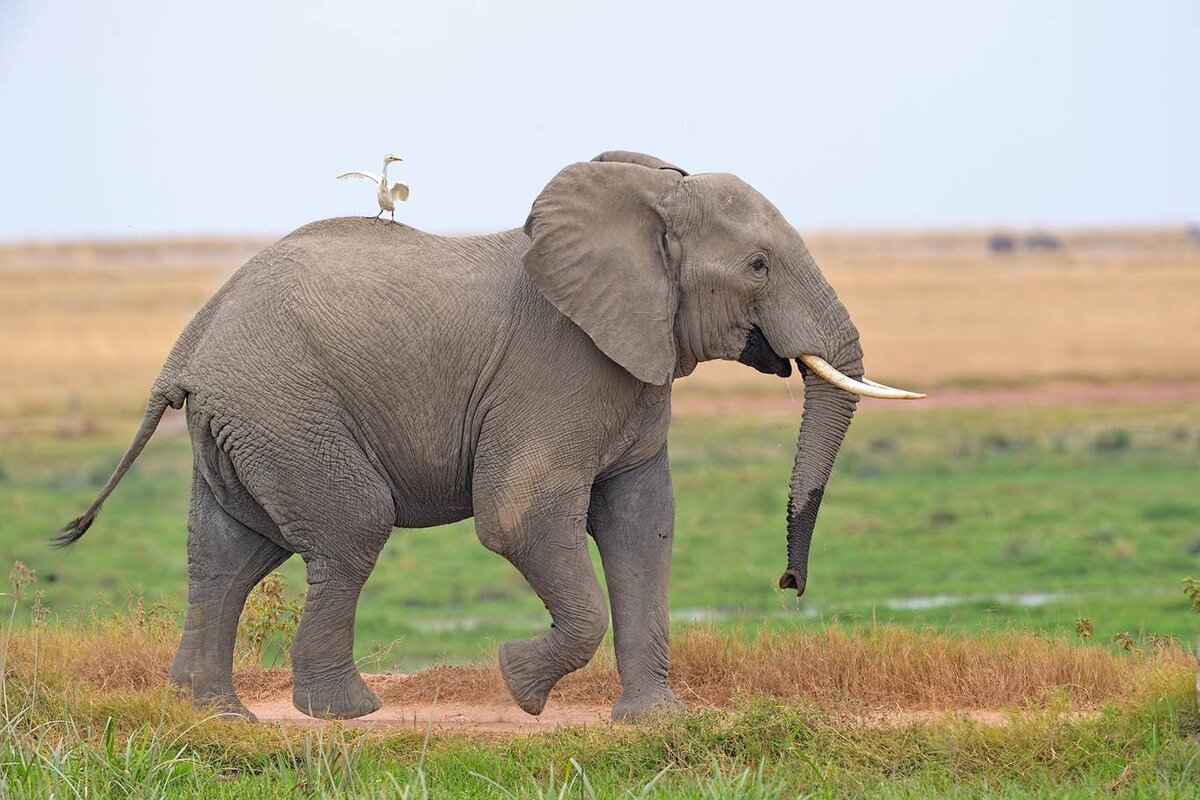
[
  {"left": 2, "top": 400, "right": 1199, "bottom": 668},
  {"left": 1, "top": 608, "right": 1198, "bottom": 799},
  {"left": 1, "top": 669, "right": 1197, "bottom": 798},
  {"left": 4, "top": 705, "right": 1199, "bottom": 799}
]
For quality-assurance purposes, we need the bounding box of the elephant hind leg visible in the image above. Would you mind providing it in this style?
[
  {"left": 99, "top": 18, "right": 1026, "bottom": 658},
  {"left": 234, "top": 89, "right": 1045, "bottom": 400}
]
[
  {"left": 289, "top": 549, "right": 388, "bottom": 720},
  {"left": 274, "top": 465, "right": 394, "bottom": 720},
  {"left": 170, "top": 467, "right": 291, "bottom": 719},
  {"left": 218, "top": 417, "right": 396, "bottom": 721}
]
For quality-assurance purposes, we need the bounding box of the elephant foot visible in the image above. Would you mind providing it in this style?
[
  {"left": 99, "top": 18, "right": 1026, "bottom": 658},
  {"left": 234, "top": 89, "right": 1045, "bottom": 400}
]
[
  {"left": 292, "top": 672, "right": 382, "bottom": 720},
  {"left": 612, "top": 687, "right": 684, "bottom": 723},
  {"left": 499, "top": 639, "right": 563, "bottom": 716},
  {"left": 200, "top": 695, "right": 258, "bottom": 722},
  {"left": 168, "top": 671, "right": 256, "bottom": 724}
]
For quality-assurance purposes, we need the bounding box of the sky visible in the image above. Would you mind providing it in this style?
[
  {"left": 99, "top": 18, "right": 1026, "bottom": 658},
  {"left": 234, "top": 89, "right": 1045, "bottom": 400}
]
[{"left": 1, "top": 1, "right": 1197, "bottom": 239}]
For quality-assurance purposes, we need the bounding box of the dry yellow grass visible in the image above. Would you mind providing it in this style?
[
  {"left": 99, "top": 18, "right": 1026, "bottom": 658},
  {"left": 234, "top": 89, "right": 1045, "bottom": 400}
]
[
  {"left": 382, "top": 625, "right": 1194, "bottom": 712},
  {"left": 682, "top": 227, "right": 1200, "bottom": 399},
  {"left": 0, "top": 238, "right": 263, "bottom": 421},
  {"left": 6, "top": 617, "right": 1191, "bottom": 715},
  {"left": 3, "top": 229, "right": 1199, "bottom": 422}
]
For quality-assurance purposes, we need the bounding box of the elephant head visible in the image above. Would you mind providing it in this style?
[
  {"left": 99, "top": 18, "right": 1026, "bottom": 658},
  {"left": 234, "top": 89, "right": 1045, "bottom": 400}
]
[{"left": 524, "top": 152, "right": 922, "bottom": 597}]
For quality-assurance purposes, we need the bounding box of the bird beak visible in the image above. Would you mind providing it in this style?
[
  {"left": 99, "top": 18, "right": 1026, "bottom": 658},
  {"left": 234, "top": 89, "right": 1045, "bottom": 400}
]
[{"left": 387, "top": 155, "right": 404, "bottom": 162}]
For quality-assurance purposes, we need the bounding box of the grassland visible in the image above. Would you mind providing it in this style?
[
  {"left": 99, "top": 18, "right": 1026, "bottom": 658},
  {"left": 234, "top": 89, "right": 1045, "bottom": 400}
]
[
  {"left": 2, "top": 231, "right": 1199, "bottom": 797},
  {"left": 4, "top": 228, "right": 1200, "bottom": 422},
  {"left": 1, "top": 606, "right": 1197, "bottom": 798},
  {"left": 3, "top": 400, "right": 1199, "bottom": 669}
]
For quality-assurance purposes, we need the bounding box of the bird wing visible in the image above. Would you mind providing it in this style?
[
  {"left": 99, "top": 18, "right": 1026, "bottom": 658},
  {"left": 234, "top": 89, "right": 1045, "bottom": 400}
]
[
  {"left": 337, "top": 171, "right": 381, "bottom": 182},
  {"left": 390, "top": 183, "right": 410, "bottom": 202}
]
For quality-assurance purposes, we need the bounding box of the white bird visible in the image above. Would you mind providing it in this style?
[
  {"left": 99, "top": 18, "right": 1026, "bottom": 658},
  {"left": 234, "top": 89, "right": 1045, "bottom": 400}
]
[{"left": 337, "top": 154, "right": 410, "bottom": 222}]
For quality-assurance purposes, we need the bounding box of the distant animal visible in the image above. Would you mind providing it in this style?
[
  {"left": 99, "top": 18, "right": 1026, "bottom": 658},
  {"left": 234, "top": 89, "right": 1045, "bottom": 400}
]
[
  {"left": 337, "top": 154, "right": 409, "bottom": 221},
  {"left": 57, "top": 150, "right": 924, "bottom": 725},
  {"left": 1025, "top": 232, "right": 1061, "bottom": 251},
  {"left": 988, "top": 234, "right": 1015, "bottom": 254}
]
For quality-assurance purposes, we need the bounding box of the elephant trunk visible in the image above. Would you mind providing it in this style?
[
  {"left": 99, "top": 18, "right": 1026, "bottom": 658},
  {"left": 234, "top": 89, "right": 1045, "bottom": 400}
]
[{"left": 778, "top": 318, "right": 863, "bottom": 596}]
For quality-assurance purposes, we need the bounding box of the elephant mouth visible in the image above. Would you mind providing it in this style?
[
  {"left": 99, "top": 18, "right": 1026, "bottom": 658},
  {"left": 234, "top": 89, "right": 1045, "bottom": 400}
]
[
  {"left": 737, "top": 326, "right": 925, "bottom": 400},
  {"left": 737, "top": 326, "right": 792, "bottom": 378}
]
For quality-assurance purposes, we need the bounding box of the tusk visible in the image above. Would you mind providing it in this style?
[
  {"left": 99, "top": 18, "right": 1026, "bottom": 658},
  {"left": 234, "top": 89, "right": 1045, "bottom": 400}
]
[{"left": 798, "top": 355, "right": 926, "bottom": 400}]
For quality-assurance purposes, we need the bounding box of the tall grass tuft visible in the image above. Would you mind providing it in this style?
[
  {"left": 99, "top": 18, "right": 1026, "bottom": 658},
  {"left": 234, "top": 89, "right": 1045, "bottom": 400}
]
[{"left": 374, "top": 624, "right": 1195, "bottom": 713}]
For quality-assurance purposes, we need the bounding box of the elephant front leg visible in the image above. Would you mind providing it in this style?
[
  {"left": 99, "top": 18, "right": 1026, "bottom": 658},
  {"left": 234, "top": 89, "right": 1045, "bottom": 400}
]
[
  {"left": 590, "top": 447, "right": 683, "bottom": 721},
  {"left": 476, "top": 499, "right": 608, "bottom": 716}
]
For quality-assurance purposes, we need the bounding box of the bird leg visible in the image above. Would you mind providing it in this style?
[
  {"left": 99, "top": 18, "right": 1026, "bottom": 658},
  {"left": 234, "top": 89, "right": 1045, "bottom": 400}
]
[
  {"left": 389, "top": 210, "right": 396, "bottom": 223},
  {"left": 372, "top": 210, "right": 383, "bottom": 221}
]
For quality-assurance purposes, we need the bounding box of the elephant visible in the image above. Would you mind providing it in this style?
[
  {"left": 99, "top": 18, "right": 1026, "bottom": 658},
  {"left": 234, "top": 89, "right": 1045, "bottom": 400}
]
[{"left": 57, "top": 150, "right": 922, "bottom": 722}]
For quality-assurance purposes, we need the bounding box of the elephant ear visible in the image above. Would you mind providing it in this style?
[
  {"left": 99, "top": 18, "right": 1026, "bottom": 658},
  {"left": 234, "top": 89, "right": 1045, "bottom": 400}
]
[
  {"left": 523, "top": 161, "right": 683, "bottom": 385},
  {"left": 591, "top": 150, "right": 689, "bottom": 176}
]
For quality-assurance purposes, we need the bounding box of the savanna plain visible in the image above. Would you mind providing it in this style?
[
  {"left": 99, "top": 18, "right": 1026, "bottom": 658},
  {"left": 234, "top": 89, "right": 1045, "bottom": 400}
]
[{"left": 1, "top": 229, "right": 1199, "bottom": 797}]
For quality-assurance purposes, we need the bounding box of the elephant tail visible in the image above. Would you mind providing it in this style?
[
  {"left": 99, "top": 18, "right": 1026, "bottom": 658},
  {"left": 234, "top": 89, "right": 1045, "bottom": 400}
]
[
  {"left": 53, "top": 297, "right": 210, "bottom": 548},
  {"left": 52, "top": 392, "right": 174, "bottom": 548}
]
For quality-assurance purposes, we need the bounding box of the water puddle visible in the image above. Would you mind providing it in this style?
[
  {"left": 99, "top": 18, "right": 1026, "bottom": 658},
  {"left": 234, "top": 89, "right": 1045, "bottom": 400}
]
[
  {"left": 883, "top": 591, "right": 1068, "bottom": 611},
  {"left": 410, "top": 617, "right": 484, "bottom": 632},
  {"left": 408, "top": 591, "right": 1079, "bottom": 634}
]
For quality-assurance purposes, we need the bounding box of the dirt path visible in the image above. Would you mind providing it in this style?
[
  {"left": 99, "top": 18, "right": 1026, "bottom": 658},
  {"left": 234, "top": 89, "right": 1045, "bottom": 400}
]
[
  {"left": 249, "top": 697, "right": 610, "bottom": 733},
  {"left": 248, "top": 696, "right": 1088, "bottom": 734},
  {"left": 245, "top": 676, "right": 1088, "bottom": 734},
  {"left": 242, "top": 672, "right": 610, "bottom": 733}
]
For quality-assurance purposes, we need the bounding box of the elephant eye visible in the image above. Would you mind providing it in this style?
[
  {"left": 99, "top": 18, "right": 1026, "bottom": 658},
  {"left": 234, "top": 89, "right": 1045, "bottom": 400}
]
[{"left": 750, "top": 254, "right": 769, "bottom": 274}]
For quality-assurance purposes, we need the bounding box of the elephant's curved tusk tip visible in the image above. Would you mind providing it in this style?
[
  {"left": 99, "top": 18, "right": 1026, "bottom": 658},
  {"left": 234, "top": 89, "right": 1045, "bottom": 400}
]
[
  {"left": 862, "top": 376, "right": 926, "bottom": 399},
  {"left": 797, "top": 355, "right": 926, "bottom": 400},
  {"left": 778, "top": 570, "right": 807, "bottom": 596}
]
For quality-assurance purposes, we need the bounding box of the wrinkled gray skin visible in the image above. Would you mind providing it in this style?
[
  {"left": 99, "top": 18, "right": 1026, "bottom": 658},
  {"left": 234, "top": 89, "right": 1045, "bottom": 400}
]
[{"left": 58, "top": 151, "right": 863, "bottom": 722}]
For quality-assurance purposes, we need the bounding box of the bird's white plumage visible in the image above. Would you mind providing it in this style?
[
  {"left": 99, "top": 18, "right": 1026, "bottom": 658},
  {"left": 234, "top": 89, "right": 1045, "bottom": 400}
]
[
  {"left": 337, "top": 155, "right": 409, "bottom": 220},
  {"left": 337, "top": 171, "right": 382, "bottom": 182}
]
